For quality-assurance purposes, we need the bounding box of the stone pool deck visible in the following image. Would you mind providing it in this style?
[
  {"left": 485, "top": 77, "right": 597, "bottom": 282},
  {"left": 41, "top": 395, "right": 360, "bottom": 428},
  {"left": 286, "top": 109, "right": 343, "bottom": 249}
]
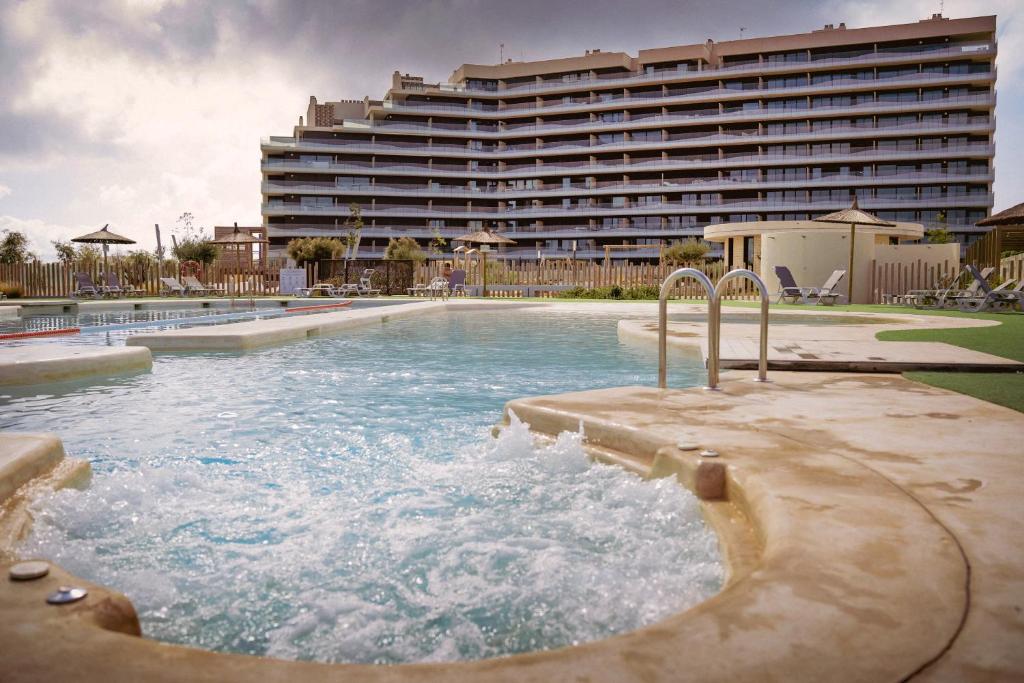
[
  {"left": 2, "top": 371, "right": 1023, "bottom": 681},
  {"left": 618, "top": 311, "right": 1021, "bottom": 372},
  {"left": 125, "top": 300, "right": 447, "bottom": 351},
  {"left": 0, "top": 345, "right": 152, "bottom": 387}
]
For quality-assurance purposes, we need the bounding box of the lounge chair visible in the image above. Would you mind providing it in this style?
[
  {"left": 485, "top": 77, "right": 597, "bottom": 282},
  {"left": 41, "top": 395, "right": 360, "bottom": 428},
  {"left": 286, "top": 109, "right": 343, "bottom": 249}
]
[
  {"left": 448, "top": 269, "right": 467, "bottom": 296},
  {"left": 72, "top": 273, "right": 102, "bottom": 298},
  {"left": 347, "top": 269, "right": 380, "bottom": 297},
  {"left": 427, "top": 276, "right": 449, "bottom": 301},
  {"left": 103, "top": 272, "right": 143, "bottom": 298},
  {"left": 936, "top": 266, "right": 995, "bottom": 310},
  {"left": 955, "top": 268, "right": 1018, "bottom": 312},
  {"left": 808, "top": 270, "right": 846, "bottom": 306},
  {"left": 406, "top": 282, "right": 430, "bottom": 297},
  {"left": 904, "top": 272, "right": 958, "bottom": 308},
  {"left": 295, "top": 283, "right": 339, "bottom": 297},
  {"left": 160, "top": 277, "right": 187, "bottom": 297},
  {"left": 182, "top": 275, "right": 218, "bottom": 296},
  {"left": 774, "top": 266, "right": 822, "bottom": 305}
]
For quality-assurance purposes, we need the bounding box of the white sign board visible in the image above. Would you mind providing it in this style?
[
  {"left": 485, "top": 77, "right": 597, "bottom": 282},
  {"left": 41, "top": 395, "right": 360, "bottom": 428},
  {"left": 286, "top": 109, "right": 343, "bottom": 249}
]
[{"left": 278, "top": 268, "right": 307, "bottom": 295}]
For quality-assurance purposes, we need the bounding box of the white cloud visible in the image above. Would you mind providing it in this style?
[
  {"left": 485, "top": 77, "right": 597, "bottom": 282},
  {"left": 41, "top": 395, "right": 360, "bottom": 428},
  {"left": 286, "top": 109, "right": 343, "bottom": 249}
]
[{"left": 0, "top": 215, "right": 78, "bottom": 260}]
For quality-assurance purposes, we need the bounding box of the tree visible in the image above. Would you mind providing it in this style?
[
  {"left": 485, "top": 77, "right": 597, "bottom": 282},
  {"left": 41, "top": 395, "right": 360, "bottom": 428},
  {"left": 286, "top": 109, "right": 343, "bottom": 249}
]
[
  {"left": 428, "top": 228, "right": 447, "bottom": 256},
  {"left": 926, "top": 210, "right": 954, "bottom": 244},
  {"left": 384, "top": 236, "right": 426, "bottom": 262},
  {"left": 51, "top": 240, "right": 101, "bottom": 267},
  {"left": 663, "top": 238, "right": 710, "bottom": 265},
  {"left": 52, "top": 240, "right": 78, "bottom": 265},
  {"left": 0, "top": 230, "right": 34, "bottom": 264},
  {"left": 344, "top": 203, "right": 363, "bottom": 260},
  {"left": 119, "top": 250, "right": 156, "bottom": 286},
  {"left": 171, "top": 211, "right": 219, "bottom": 265},
  {"left": 286, "top": 237, "right": 346, "bottom": 266}
]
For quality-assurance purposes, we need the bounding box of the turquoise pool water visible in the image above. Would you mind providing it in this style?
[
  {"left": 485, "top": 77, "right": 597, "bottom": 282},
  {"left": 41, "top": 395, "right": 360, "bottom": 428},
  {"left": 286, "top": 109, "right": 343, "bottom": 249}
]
[{"left": 3, "top": 309, "right": 721, "bottom": 664}]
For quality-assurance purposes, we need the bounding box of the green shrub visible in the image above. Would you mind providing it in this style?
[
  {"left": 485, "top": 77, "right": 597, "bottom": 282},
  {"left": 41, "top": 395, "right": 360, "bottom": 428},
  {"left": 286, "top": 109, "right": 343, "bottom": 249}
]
[
  {"left": 664, "top": 239, "right": 710, "bottom": 265},
  {"left": 558, "top": 284, "right": 658, "bottom": 300},
  {"left": 0, "top": 281, "right": 24, "bottom": 298},
  {"left": 286, "top": 237, "right": 346, "bottom": 266},
  {"left": 172, "top": 238, "right": 219, "bottom": 265},
  {"left": 384, "top": 236, "right": 426, "bottom": 262}
]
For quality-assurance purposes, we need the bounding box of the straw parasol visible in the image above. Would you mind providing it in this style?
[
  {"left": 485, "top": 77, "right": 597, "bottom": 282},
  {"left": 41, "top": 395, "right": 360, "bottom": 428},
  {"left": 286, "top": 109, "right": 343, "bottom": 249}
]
[
  {"left": 210, "top": 223, "right": 267, "bottom": 296},
  {"left": 452, "top": 228, "right": 516, "bottom": 297},
  {"left": 976, "top": 202, "right": 1024, "bottom": 227},
  {"left": 71, "top": 224, "right": 136, "bottom": 278},
  {"left": 812, "top": 197, "right": 894, "bottom": 303}
]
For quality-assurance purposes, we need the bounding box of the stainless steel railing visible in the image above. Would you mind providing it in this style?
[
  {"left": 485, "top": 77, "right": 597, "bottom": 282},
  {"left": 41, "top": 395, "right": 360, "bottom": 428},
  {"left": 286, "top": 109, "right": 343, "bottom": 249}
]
[
  {"left": 658, "top": 268, "right": 769, "bottom": 390},
  {"left": 658, "top": 268, "right": 716, "bottom": 390}
]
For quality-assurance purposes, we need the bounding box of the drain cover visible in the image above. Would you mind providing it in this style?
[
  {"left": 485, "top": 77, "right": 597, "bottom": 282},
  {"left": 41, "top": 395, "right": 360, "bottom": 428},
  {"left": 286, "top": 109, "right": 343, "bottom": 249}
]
[
  {"left": 9, "top": 561, "right": 49, "bottom": 581},
  {"left": 47, "top": 586, "right": 88, "bottom": 605}
]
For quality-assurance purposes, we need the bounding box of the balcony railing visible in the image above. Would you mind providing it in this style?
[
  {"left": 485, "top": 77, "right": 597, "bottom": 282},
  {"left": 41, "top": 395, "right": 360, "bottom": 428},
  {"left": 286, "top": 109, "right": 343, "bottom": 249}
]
[
  {"left": 394, "top": 44, "right": 993, "bottom": 98},
  {"left": 263, "top": 192, "right": 993, "bottom": 219},
  {"left": 376, "top": 70, "right": 992, "bottom": 119}
]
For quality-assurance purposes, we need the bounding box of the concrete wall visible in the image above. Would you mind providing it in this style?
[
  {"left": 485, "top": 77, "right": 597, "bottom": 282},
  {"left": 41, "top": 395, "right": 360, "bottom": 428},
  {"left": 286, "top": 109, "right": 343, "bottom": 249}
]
[{"left": 760, "top": 231, "right": 874, "bottom": 303}]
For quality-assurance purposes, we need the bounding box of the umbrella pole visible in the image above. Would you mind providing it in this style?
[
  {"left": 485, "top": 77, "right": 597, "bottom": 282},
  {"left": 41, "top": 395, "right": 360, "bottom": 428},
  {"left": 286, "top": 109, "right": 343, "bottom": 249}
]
[
  {"left": 481, "top": 250, "right": 487, "bottom": 298},
  {"left": 847, "top": 223, "right": 855, "bottom": 304}
]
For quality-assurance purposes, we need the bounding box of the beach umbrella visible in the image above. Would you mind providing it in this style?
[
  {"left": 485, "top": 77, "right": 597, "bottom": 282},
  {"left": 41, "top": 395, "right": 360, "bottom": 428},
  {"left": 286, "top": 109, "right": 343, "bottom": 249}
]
[
  {"left": 211, "top": 223, "right": 267, "bottom": 296},
  {"left": 812, "top": 197, "right": 894, "bottom": 303},
  {"left": 71, "top": 224, "right": 136, "bottom": 279},
  {"left": 452, "top": 228, "right": 516, "bottom": 297},
  {"left": 976, "top": 201, "right": 1024, "bottom": 227}
]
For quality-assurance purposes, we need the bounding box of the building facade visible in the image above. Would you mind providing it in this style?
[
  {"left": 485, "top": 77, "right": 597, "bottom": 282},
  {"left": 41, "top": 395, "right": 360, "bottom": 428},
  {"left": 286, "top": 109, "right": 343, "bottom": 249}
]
[{"left": 261, "top": 14, "right": 996, "bottom": 261}]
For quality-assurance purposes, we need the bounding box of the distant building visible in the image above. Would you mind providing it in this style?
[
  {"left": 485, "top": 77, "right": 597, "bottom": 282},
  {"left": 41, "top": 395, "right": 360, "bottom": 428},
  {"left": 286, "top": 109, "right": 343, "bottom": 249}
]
[{"left": 261, "top": 14, "right": 996, "bottom": 261}]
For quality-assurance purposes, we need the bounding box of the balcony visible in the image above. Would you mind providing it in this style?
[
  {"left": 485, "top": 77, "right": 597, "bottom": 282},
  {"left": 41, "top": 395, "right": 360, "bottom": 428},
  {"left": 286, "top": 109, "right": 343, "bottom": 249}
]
[
  {"left": 394, "top": 44, "right": 994, "bottom": 98},
  {"left": 263, "top": 191, "right": 993, "bottom": 220},
  {"left": 374, "top": 71, "right": 993, "bottom": 120},
  {"left": 262, "top": 169, "right": 992, "bottom": 201}
]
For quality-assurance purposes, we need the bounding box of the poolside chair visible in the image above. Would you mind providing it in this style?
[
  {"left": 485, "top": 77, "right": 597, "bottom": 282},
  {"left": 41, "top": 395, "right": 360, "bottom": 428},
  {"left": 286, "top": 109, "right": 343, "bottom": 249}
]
[
  {"left": 354, "top": 269, "right": 381, "bottom": 297},
  {"left": 448, "top": 269, "right": 467, "bottom": 297},
  {"left": 103, "top": 270, "right": 142, "bottom": 296},
  {"left": 938, "top": 266, "right": 995, "bottom": 310},
  {"left": 773, "top": 266, "right": 818, "bottom": 304},
  {"left": 160, "top": 277, "right": 187, "bottom": 297},
  {"left": 427, "top": 276, "right": 449, "bottom": 301},
  {"left": 905, "top": 272, "right": 959, "bottom": 308},
  {"left": 406, "top": 281, "right": 430, "bottom": 297},
  {"left": 807, "top": 270, "right": 846, "bottom": 306},
  {"left": 955, "top": 272, "right": 1018, "bottom": 313},
  {"left": 182, "top": 275, "right": 217, "bottom": 297},
  {"left": 72, "top": 273, "right": 102, "bottom": 298}
]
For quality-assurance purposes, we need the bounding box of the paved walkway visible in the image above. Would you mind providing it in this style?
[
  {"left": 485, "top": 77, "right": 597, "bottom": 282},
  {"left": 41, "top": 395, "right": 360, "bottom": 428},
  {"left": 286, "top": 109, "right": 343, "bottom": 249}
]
[{"left": 618, "top": 313, "right": 1021, "bottom": 372}]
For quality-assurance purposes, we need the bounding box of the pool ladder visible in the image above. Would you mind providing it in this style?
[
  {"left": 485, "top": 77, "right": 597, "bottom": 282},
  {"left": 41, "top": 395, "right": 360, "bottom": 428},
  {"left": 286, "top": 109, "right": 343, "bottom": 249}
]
[{"left": 658, "top": 268, "right": 769, "bottom": 391}]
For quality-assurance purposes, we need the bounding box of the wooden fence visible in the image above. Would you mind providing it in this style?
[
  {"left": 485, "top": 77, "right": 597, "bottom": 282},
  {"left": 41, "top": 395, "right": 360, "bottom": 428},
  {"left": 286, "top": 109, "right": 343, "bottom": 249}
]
[
  {"left": 415, "top": 259, "right": 760, "bottom": 299},
  {"left": 869, "top": 258, "right": 959, "bottom": 304},
  {"left": 0, "top": 260, "right": 308, "bottom": 298},
  {"left": 1000, "top": 253, "right": 1024, "bottom": 285}
]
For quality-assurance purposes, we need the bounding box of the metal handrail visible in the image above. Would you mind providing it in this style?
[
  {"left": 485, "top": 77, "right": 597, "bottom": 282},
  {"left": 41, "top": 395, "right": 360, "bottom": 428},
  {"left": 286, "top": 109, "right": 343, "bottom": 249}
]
[
  {"left": 658, "top": 268, "right": 716, "bottom": 390},
  {"left": 711, "top": 270, "right": 770, "bottom": 387},
  {"left": 658, "top": 268, "right": 769, "bottom": 391}
]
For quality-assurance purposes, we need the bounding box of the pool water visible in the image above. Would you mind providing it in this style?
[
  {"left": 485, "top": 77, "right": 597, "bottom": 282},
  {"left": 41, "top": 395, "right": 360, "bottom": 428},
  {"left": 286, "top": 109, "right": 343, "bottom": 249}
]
[{"left": 3, "top": 309, "right": 722, "bottom": 664}]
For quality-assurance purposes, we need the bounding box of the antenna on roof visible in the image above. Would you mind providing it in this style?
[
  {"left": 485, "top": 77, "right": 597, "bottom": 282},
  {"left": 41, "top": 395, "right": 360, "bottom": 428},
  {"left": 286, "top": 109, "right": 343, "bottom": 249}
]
[
  {"left": 740, "top": 27, "right": 746, "bottom": 39},
  {"left": 499, "top": 43, "right": 504, "bottom": 64}
]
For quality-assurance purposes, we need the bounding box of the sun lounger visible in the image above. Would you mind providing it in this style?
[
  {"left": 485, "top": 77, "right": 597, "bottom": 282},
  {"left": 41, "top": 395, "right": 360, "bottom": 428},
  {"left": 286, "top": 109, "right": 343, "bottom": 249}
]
[
  {"left": 808, "top": 270, "right": 846, "bottom": 306},
  {"left": 160, "top": 277, "right": 187, "bottom": 297},
  {"left": 427, "top": 276, "right": 449, "bottom": 301},
  {"left": 774, "top": 266, "right": 836, "bottom": 304},
  {"left": 955, "top": 270, "right": 1018, "bottom": 312},
  {"left": 72, "top": 273, "right": 102, "bottom": 298},
  {"left": 448, "top": 269, "right": 467, "bottom": 297},
  {"left": 938, "top": 266, "right": 995, "bottom": 309},
  {"left": 295, "top": 283, "right": 339, "bottom": 297},
  {"left": 182, "top": 275, "right": 219, "bottom": 296},
  {"left": 106, "top": 272, "right": 143, "bottom": 297}
]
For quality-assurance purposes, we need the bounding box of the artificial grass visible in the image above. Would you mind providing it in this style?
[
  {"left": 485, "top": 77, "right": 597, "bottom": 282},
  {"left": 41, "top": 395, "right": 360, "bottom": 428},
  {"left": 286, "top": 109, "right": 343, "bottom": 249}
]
[{"left": 902, "top": 372, "right": 1024, "bottom": 413}]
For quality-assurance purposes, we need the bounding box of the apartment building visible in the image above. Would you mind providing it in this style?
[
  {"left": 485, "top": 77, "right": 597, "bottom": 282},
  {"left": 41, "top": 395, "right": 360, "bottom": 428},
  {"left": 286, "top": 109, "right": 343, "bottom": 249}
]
[{"left": 261, "top": 13, "right": 997, "bottom": 261}]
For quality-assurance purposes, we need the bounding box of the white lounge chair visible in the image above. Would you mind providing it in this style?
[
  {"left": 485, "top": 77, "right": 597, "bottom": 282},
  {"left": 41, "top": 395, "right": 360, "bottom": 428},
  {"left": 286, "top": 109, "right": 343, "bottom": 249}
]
[
  {"left": 160, "top": 277, "right": 186, "bottom": 297},
  {"left": 182, "top": 275, "right": 217, "bottom": 296}
]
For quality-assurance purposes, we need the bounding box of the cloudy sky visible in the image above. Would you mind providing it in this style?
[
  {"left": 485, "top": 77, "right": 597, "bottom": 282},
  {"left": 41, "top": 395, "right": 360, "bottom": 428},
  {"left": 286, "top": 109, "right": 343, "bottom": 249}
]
[{"left": 0, "top": 0, "right": 1020, "bottom": 258}]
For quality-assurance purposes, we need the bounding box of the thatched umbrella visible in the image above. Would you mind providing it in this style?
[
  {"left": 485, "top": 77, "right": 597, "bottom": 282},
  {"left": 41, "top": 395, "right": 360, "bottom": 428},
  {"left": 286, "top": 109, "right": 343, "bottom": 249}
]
[
  {"left": 976, "top": 202, "right": 1024, "bottom": 227},
  {"left": 71, "top": 224, "right": 136, "bottom": 279},
  {"left": 452, "top": 228, "right": 516, "bottom": 297},
  {"left": 812, "top": 197, "right": 894, "bottom": 303},
  {"left": 210, "top": 223, "right": 267, "bottom": 296}
]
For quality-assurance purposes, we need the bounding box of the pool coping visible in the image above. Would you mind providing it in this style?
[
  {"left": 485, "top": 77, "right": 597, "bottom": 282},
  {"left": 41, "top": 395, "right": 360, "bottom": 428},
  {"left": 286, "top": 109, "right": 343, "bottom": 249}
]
[
  {"left": 3, "top": 369, "right": 1022, "bottom": 680},
  {"left": 0, "top": 345, "right": 153, "bottom": 387}
]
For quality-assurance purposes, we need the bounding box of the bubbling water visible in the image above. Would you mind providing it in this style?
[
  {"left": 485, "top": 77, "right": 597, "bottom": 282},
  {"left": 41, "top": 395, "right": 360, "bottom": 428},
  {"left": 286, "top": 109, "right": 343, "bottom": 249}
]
[{"left": 23, "top": 413, "right": 722, "bottom": 664}]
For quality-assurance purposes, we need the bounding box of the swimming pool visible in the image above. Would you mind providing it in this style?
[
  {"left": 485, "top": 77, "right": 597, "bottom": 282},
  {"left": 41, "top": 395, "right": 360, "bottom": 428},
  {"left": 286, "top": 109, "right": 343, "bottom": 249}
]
[{"left": 3, "top": 309, "right": 721, "bottom": 664}]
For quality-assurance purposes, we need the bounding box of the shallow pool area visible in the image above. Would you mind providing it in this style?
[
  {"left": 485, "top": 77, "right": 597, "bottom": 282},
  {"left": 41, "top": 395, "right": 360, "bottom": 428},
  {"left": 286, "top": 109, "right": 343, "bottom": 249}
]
[{"left": 2, "top": 310, "right": 721, "bottom": 664}]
